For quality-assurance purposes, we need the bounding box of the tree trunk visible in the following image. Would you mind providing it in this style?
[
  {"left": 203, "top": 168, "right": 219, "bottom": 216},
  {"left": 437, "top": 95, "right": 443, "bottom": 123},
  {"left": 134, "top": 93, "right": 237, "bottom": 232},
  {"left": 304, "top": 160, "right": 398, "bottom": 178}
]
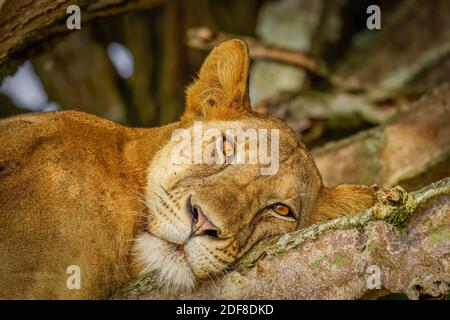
[{"left": 32, "top": 28, "right": 127, "bottom": 123}]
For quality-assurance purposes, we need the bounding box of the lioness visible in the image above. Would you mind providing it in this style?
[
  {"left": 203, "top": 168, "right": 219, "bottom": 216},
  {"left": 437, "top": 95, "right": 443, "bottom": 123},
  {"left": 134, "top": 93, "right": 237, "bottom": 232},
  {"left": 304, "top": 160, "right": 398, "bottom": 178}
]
[{"left": 0, "top": 40, "right": 374, "bottom": 299}]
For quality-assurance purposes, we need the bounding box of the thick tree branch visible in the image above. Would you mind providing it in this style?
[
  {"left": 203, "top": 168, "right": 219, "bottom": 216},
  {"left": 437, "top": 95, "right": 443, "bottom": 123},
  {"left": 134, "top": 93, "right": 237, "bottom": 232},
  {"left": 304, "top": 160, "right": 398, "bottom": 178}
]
[
  {"left": 0, "top": 0, "right": 164, "bottom": 80},
  {"left": 112, "top": 178, "right": 450, "bottom": 300}
]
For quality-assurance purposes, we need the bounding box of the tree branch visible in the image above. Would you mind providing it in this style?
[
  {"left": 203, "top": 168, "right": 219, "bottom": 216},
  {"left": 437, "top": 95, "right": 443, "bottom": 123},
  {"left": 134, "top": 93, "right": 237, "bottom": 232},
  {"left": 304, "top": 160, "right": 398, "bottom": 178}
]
[
  {"left": 185, "top": 27, "right": 347, "bottom": 87},
  {"left": 112, "top": 178, "right": 450, "bottom": 300},
  {"left": 0, "top": 0, "right": 164, "bottom": 80}
]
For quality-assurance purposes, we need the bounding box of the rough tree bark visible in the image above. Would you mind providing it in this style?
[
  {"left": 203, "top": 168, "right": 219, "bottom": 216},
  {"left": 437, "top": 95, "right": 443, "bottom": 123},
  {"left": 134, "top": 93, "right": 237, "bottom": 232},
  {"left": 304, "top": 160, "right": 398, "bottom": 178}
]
[
  {"left": 112, "top": 178, "right": 450, "bottom": 300},
  {"left": 0, "top": 0, "right": 165, "bottom": 80}
]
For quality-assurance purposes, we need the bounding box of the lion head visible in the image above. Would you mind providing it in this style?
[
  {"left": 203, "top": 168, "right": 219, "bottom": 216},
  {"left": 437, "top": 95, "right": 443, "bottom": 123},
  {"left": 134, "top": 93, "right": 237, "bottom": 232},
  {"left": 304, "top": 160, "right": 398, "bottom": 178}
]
[{"left": 133, "top": 40, "right": 373, "bottom": 292}]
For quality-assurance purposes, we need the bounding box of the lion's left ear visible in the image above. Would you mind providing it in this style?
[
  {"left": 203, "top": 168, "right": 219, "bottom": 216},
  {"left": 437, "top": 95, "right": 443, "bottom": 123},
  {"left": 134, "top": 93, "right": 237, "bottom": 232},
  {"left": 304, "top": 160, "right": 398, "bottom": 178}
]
[{"left": 183, "top": 39, "right": 251, "bottom": 121}]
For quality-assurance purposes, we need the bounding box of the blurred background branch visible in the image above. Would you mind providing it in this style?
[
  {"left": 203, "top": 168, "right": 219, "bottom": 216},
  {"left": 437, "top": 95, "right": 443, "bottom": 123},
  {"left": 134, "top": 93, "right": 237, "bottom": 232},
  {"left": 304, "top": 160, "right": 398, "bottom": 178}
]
[{"left": 185, "top": 27, "right": 330, "bottom": 79}]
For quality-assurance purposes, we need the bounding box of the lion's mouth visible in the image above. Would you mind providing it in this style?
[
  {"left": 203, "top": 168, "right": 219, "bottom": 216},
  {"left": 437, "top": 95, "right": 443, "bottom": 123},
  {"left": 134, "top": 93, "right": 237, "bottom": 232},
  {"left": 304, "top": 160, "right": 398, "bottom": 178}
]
[
  {"left": 143, "top": 227, "right": 187, "bottom": 253},
  {"left": 134, "top": 232, "right": 198, "bottom": 292},
  {"left": 137, "top": 194, "right": 238, "bottom": 288}
]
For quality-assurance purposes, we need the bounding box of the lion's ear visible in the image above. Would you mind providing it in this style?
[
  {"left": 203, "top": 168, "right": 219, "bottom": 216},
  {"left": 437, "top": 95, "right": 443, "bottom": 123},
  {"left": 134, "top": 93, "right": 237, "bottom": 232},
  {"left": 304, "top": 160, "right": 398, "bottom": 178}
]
[
  {"left": 183, "top": 39, "right": 251, "bottom": 121},
  {"left": 308, "top": 184, "right": 376, "bottom": 225}
]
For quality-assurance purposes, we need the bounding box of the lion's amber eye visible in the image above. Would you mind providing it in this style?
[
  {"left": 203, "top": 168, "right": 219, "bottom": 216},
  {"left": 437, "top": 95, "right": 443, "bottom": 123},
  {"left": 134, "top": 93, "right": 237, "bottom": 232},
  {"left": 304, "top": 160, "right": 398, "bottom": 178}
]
[
  {"left": 269, "top": 203, "right": 296, "bottom": 221},
  {"left": 272, "top": 204, "right": 291, "bottom": 216}
]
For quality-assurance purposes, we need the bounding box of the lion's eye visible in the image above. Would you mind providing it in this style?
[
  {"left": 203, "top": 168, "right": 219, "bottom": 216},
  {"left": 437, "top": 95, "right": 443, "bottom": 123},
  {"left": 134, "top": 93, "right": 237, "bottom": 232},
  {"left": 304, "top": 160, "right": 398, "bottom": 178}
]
[
  {"left": 272, "top": 203, "right": 290, "bottom": 216},
  {"left": 270, "top": 203, "right": 296, "bottom": 221}
]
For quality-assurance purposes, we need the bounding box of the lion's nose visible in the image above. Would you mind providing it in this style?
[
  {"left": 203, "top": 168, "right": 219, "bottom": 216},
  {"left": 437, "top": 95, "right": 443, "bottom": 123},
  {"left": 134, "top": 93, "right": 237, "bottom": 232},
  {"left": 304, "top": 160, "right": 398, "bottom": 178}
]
[{"left": 188, "top": 197, "right": 220, "bottom": 238}]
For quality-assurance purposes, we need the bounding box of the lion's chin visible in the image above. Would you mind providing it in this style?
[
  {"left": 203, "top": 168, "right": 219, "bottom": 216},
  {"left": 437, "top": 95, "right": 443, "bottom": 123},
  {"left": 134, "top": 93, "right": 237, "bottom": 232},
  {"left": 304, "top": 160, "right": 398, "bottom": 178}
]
[{"left": 134, "top": 233, "right": 197, "bottom": 293}]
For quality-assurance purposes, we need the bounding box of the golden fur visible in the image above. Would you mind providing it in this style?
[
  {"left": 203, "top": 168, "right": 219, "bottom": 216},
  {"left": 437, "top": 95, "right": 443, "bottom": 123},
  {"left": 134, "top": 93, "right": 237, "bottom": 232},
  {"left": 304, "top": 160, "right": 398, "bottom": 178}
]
[{"left": 0, "top": 40, "right": 374, "bottom": 299}]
